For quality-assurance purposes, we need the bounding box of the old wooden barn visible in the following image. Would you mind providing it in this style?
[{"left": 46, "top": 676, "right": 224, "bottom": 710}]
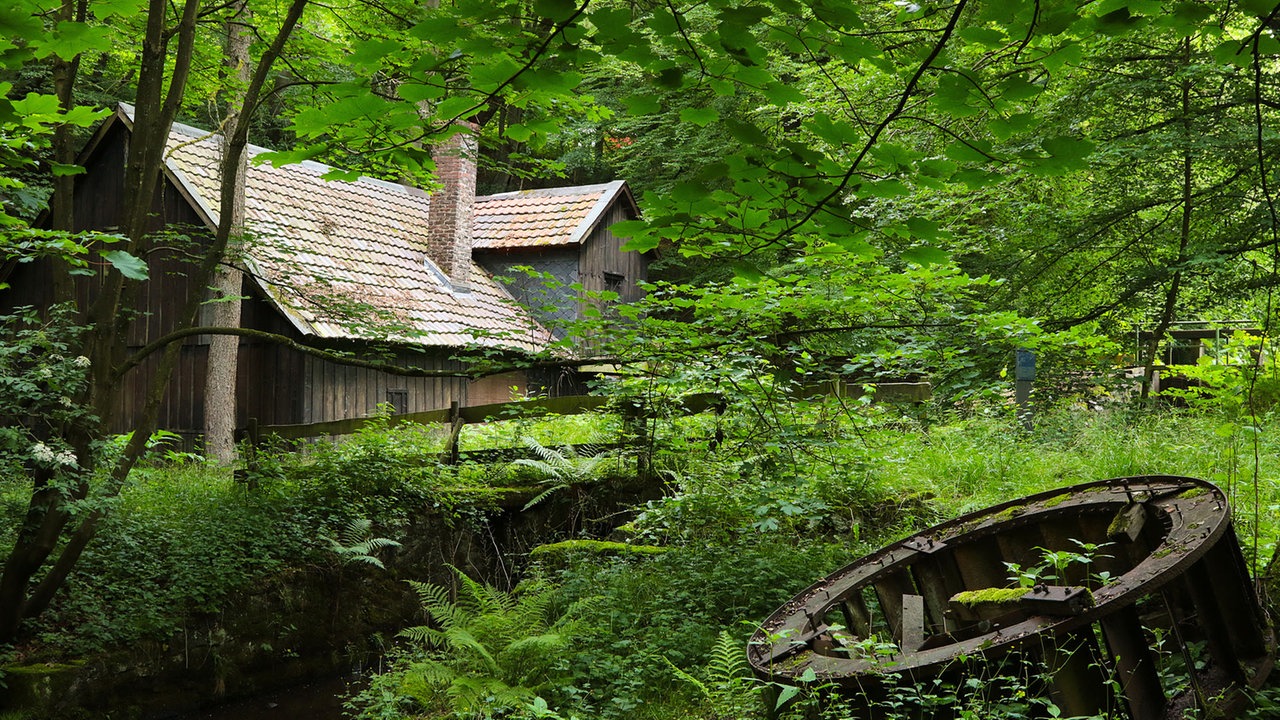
[{"left": 1, "top": 104, "right": 647, "bottom": 441}]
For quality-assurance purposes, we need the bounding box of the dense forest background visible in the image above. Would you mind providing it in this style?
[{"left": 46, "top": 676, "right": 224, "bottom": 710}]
[{"left": 5, "top": 0, "right": 1280, "bottom": 718}]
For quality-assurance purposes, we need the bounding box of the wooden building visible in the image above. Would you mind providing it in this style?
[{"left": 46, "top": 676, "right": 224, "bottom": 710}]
[
  {"left": 1, "top": 104, "right": 646, "bottom": 441},
  {"left": 472, "top": 181, "right": 643, "bottom": 336}
]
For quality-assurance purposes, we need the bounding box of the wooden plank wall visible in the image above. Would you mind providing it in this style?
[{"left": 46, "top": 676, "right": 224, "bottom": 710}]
[
  {"left": 299, "top": 349, "right": 472, "bottom": 424},
  {"left": 580, "top": 202, "right": 648, "bottom": 302}
]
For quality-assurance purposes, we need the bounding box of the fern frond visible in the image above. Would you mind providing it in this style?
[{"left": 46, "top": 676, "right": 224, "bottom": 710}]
[
  {"left": 664, "top": 656, "right": 712, "bottom": 698},
  {"left": 326, "top": 516, "right": 400, "bottom": 568},
  {"left": 522, "top": 436, "right": 568, "bottom": 467},
  {"left": 497, "top": 632, "right": 568, "bottom": 681},
  {"left": 407, "top": 580, "right": 452, "bottom": 614},
  {"left": 453, "top": 567, "right": 506, "bottom": 616},
  {"left": 521, "top": 483, "right": 568, "bottom": 511},
  {"left": 398, "top": 624, "right": 448, "bottom": 648},
  {"left": 513, "top": 583, "right": 555, "bottom": 628},
  {"left": 444, "top": 626, "right": 500, "bottom": 673},
  {"left": 354, "top": 536, "right": 402, "bottom": 554},
  {"left": 706, "top": 630, "right": 751, "bottom": 687},
  {"left": 512, "top": 457, "right": 560, "bottom": 478}
]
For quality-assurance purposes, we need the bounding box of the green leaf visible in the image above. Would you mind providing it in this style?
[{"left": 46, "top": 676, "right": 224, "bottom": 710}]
[
  {"left": 61, "top": 105, "right": 108, "bottom": 127},
  {"left": 254, "top": 144, "right": 327, "bottom": 168},
  {"left": 396, "top": 82, "right": 444, "bottom": 103},
  {"left": 472, "top": 55, "right": 524, "bottom": 90},
  {"left": 998, "top": 77, "right": 1043, "bottom": 102},
  {"left": 833, "top": 233, "right": 876, "bottom": 257},
  {"left": 933, "top": 73, "right": 985, "bottom": 117},
  {"left": 959, "top": 26, "right": 1007, "bottom": 48},
  {"left": 620, "top": 234, "right": 659, "bottom": 253},
  {"left": 944, "top": 139, "right": 995, "bottom": 163},
  {"left": 1171, "top": 1, "right": 1213, "bottom": 23},
  {"left": 94, "top": 0, "right": 146, "bottom": 17},
  {"left": 918, "top": 157, "right": 957, "bottom": 179},
  {"left": 622, "top": 94, "right": 661, "bottom": 115},
  {"left": 902, "top": 244, "right": 950, "bottom": 267},
  {"left": 1093, "top": 7, "right": 1144, "bottom": 35},
  {"left": 906, "top": 217, "right": 944, "bottom": 241},
  {"left": 505, "top": 124, "right": 534, "bottom": 142},
  {"left": 101, "top": 250, "right": 148, "bottom": 280},
  {"left": 763, "top": 82, "right": 808, "bottom": 105},
  {"left": 1032, "top": 135, "right": 1095, "bottom": 174},
  {"left": 863, "top": 179, "right": 910, "bottom": 198},
  {"left": 989, "top": 112, "right": 1037, "bottom": 141},
  {"left": 349, "top": 38, "right": 401, "bottom": 68},
  {"left": 829, "top": 36, "right": 880, "bottom": 64},
  {"left": 730, "top": 261, "right": 763, "bottom": 282},
  {"left": 50, "top": 162, "right": 84, "bottom": 177},
  {"left": 590, "top": 7, "right": 633, "bottom": 41},
  {"left": 1212, "top": 40, "right": 1251, "bottom": 67},
  {"left": 535, "top": 0, "right": 577, "bottom": 21},
  {"left": 679, "top": 107, "right": 719, "bottom": 127},
  {"left": 724, "top": 119, "right": 768, "bottom": 145},
  {"left": 33, "top": 21, "right": 114, "bottom": 60},
  {"left": 774, "top": 684, "right": 802, "bottom": 710},
  {"left": 434, "top": 95, "right": 481, "bottom": 122}
]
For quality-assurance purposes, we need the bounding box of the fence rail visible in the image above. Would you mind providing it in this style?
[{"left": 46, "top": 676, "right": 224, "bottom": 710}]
[{"left": 238, "top": 381, "right": 930, "bottom": 468}]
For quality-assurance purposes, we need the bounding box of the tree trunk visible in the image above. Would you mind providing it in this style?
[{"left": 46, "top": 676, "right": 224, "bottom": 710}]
[
  {"left": 1140, "top": 38, "right": 1195, "bottom": 402},
  {"left": 204, "top": 0, "right": 252, "bottom": 464},
  {"left": 0, "top": 0, "right": 310, "bottom": 645}
]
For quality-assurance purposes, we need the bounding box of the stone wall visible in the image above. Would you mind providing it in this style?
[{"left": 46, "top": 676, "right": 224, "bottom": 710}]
[{"left": 3, "top": 476, "right": 662, "bottom": 719}]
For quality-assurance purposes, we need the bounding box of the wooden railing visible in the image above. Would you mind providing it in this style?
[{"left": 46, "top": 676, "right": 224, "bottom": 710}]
[
  {"left": 240, "top": 392, "right": 728, "bottom": 467},
  {"left": 239, "top": 381, "right": 930, "bottom": 467}
]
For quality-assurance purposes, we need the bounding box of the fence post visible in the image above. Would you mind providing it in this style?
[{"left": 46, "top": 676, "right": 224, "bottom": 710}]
[
  {"left": 445, "top": 400, "right": 463, "bottom": 465},
  {"left": 236, "top": 418, "right": 260, "bottom": 490},
  {"left": 620, "top": 398, "right": 651, "bottom": 480}
]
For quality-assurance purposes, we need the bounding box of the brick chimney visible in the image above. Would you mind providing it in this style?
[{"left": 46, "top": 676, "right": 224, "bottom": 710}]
[{"left": 426, "top": 124, "right": 478, "bottom": 291}]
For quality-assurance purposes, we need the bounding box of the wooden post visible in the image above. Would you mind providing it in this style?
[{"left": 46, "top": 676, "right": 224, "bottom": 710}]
[
  {"left": 236, "top": 417, "right": 260, "bottom": 490},
  {"left": 445, "top": 400, "right": 463, "bottom": 466},
  {"left": 1044, "top": 631, "right": 1112, "bottom": 719},
  {"left": 621, "top": 398, "right": 650, "bottom": 480}
]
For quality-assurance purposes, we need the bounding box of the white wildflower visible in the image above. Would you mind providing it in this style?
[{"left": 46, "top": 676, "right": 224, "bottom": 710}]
[
  {"left": 73, "top": 355, "right": 91, "bottom": 368},
  {"left": 37, "top": 367, "right": 53, "bottom": 379},
  {"left": 55, "top": 450, "right": 79, "bottom": 468},
  {"left": 31, "top": 442, "right": 56, "bottom": 463},
  {"left": 60, "top": 396, "right": 74, "bottom": 407}
]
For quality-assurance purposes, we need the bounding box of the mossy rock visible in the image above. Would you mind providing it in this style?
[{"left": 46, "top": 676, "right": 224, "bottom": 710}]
[
  {"left": 529, "top": 539, "right": 667, "bottom": 566},
  {"left": 1, "top": 662, "right": 87, "bottom": 718}
]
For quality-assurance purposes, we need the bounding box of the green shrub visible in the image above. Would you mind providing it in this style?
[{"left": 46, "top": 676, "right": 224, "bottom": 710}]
[
  {"left": 348, "top": 567, "right": 574, "bottom": 720},
  {"left": 537, "top": 539, "right": 850, "bottom": 720},
  {"left": 28, "top": 464, "right": 301, "bottom": 655}
]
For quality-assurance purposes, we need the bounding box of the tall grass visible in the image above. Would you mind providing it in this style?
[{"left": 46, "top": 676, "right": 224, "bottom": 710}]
[{"left": 840, "top": 407, "right": 1280, "bottom": 570}]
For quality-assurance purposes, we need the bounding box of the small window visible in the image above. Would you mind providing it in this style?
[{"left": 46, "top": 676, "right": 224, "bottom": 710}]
[
  {"left": 603, "top": 272, "right": 625, "bottom": 294},
  {"left": 386, "top": 388, "right": 408, "bottom": 415}
]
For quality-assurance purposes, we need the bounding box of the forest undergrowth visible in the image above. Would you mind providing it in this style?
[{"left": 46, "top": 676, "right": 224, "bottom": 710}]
[{"left": 3, "top": 399, "right": 1279, "bottom": 720}]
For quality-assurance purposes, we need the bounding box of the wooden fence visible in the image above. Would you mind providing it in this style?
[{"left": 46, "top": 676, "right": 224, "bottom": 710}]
[{"left": 239, "top": 381, "right": 931, "bottom": 467}]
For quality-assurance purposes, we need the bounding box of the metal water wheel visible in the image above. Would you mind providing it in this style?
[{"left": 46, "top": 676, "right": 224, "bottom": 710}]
[{"left": 748, "top": 476, "right": 1276, "bottom": 719}]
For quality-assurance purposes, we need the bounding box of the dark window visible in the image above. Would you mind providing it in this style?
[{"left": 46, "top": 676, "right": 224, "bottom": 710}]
[
  {"left": 386, "top": 388, "right": 408, "bottom": 415},
  {"left": 603, "top": 272, "right": 625, "bottom": 294}
]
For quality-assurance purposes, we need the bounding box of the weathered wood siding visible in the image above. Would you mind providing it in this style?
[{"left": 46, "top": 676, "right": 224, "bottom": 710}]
[
  {"left": 4, "top": 118, "right": 528, "bottom": 441},
  {"left": 466, "top": 371, "right": 528, "bottom": 406},
  {"left": 298, "top": 347, "right": 470, "bottom": 424},
  {"left": 579, "top": 201, "right": 647, "bottom": 303}
]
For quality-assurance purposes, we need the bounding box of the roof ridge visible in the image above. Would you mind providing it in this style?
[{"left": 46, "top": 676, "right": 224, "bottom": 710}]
[{"left": 478, "top": 180, "right": 623, "bottom": 202}]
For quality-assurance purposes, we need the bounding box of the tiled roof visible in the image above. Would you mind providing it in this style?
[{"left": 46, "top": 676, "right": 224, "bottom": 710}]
[
  {"left": 473, "top": 182, "right": 627, "bottom": 250},
  {"left": 131, "top": 107, "right": 553, "bottom": 351}
]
